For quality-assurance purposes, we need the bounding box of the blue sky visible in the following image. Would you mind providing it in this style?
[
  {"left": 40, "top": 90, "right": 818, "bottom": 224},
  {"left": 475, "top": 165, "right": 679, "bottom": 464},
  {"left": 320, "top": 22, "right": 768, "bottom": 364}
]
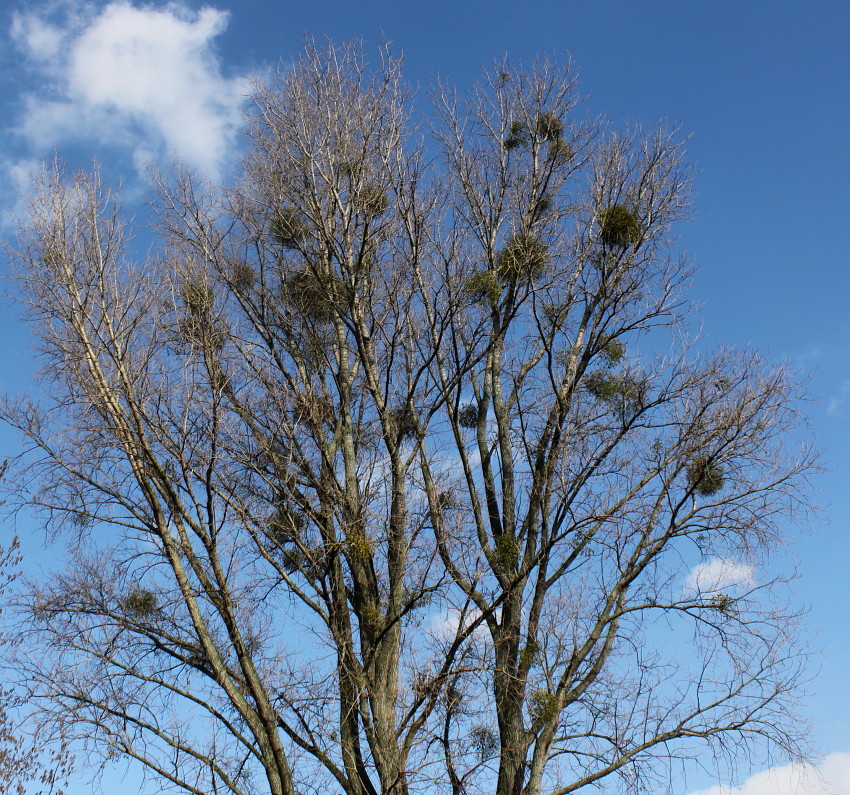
[{"left": 0, "top": 2, "right": 848, "bottom": 793}]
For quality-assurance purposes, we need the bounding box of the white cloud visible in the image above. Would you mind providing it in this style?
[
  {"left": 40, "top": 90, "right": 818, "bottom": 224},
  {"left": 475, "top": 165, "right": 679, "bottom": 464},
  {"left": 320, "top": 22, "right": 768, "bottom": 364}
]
[
  {"left": 10, "top": 10, "right": 64, "bottom": 62},
  {"left": 430, "top": 606, "right": 477, "bottom": 640},
  {"left": 430, "top": 604, "right": 498, "bottom": 642},
  {"left": 689, "top": 753, "right": 850, "bottom": 795},
  {"left": 0, "top": 156, "right": 43, "bottom": 230},
  {"left": 683, "top": 558, "right": 755, "bottom": 596},
  {"left": 10, "top": 2, "right": 248, "bottom": 179}
]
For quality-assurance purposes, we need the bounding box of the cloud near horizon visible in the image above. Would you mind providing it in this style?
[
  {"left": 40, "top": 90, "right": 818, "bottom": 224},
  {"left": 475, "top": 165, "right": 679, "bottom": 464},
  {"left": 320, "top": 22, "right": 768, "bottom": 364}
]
[
  {"left": 10, "top": 1, "right": 248, "bottom": 179},
  {"left": 689, "top": 753, "right": 850, "bottom": 795}
]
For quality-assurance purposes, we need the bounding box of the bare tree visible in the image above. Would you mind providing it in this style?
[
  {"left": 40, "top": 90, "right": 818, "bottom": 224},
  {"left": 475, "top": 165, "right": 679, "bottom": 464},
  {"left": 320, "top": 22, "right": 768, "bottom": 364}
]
[
  {"left": 421, "top": 63, "right": 816, "bottom": 795},
  {"left": 2, "top": 40, "right": 815, "bottom": 795},
  {"left": 0, "top": 460, "right": 72, "bottom": 795}
]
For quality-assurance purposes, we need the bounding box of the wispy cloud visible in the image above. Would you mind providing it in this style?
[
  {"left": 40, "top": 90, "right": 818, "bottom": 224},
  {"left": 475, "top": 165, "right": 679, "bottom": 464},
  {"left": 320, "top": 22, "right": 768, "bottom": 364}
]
[
  {"left": 688, "top": 753, "right": 850, "bottom": 795},
  {"left": 828, "top": 379, "right": 850, "bottom": 414},
  {"left": 9, "top": 2, "right": 248, "bottom": 179}
]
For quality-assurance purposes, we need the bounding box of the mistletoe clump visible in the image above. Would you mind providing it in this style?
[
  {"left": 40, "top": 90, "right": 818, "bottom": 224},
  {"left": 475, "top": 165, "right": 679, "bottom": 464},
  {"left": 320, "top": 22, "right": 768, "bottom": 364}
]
[
  {"left": 231, "top": 262, "right": 256, "bottom": 290},
  {"left": 585, "top": 370, "right": 645, "bottom": 419},
  {"left": 457, "top": 403, "right": 479, "bottom": 429},
  {"left": 529, "top": 690, "right": 559, "bottom": 724},
  {"left": 532, "top": 193, "right": 553, "bottom": 217},
  {"left": 494, "top": 533, "right": 520, "bottom": 571},
  {"left": 387, "top": 405, "right": 418, "bottom": 441},
  {"left": 496, "top": 232, "right": 550, "bottom": 283},
  {"left": 503, "top": 120, "right": 529, "bottom": 150},
  {"left": 549, "top": 137, "right": 573, "bottom": 165},
  {"left": 470, "top": 725, "right": 499, "bottom": 762},
  {"left": 284, "top": 269, "right": 345, "bottom": 322},
  {"left": 463, "top": 271, "right": 502, "bottom": 304},
  {"left": 356, "top": 186, "right": 389, "bottom": 219},
  {"left": 585, "top": 371, "right": 641, "bottom": 403},
  {"left": 345, "top": 524, "right": 376, "bottom": 560},
  {"left": 267, "top": 501, "right": 305, "bottom": 546},
  {"left": 272, "top": 207, "right": 308, "bottom": 249},
  {"left": 535, "top": 111, "right": 564, "bottom": 141},
  {"left": 599, "top": 205, "right": 642, "bottom": 249},
  {"left": 177, "top": 279, "right": 224, "bottom": 352},
  {"left": 687, "top": 455, "right": 725, "bottom": 496},
  {"left": 599, "top": 338, "right": 626, "bottom": 366},
  {"left": 180, "top": 280, "right": 214, "bottom": 317},
  {"left": 121, "top": 588, "right": 159, "bottom": 618}
]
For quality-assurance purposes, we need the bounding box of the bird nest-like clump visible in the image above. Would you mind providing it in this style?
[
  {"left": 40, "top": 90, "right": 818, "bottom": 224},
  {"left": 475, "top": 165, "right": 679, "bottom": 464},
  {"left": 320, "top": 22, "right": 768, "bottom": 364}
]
[
  {"left": 387, "top": 405, "right": 418, "bottom": 441},
  {"left": 231, "top": 262, "right": 256, "bottom": 290},
  {"left": 599, "top": 205, "right": 643, "bottom": 249},
  {"left": 177, "top": 280, "right": 225, "bottom": 352},
  {"left": 496, "top": 233, "right": 550, "bottom": 283},
  {"left": 272, "top": 207, "right": 308, "bottom": 249},
  {"left": 585, "top": 371, "right": 641, "bottom": 402},
  {"left": 529, "top": 689, "right": 559, "bottom": 724},
  {"left": 463, "top": 271, "right": 502, "bottom": 305},
  {"left": 284, "top": 269, "right": 346, "bottom": 322},
  {"left": 434, "top": 490, "right": 457, "bottom": 511},
  {"left": 585, "top": 370, "right": 645, "bottom": 419},
  {"left": 180, "top": 280, "right": 214, "bottom": 317},
  {"left": 356, "top": 186, "right": 389, "bottom": 220},
  {"left": 457, "top": 403, "right": 479, "bottom": 429},
  {"left": 494, "top": 533, "right": 520, "bottom": 571},
  {"left": 121, "top": 588, "right": 159, "bottom": 618},
  {"left": 535, "top": 111, "right": 564, "bottom": 142},
  {"left": 292, "top": 391, "right": 335, "bottom": 427},
  {"left": 503, "top": 120, "right": 529, "bottom": 151},
  {"left": 598, "top": 338, "right": 626, "bottom": 366},
  {"left": 686, "top": 455, "right": 725, "bottom": 496},
  {"left": 41, "top": 241, "right": 66, "bottom": 267}
]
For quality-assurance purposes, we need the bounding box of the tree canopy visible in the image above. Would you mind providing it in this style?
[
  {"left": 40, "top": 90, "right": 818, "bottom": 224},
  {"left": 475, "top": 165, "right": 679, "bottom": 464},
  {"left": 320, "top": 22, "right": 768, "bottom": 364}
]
[{"left": 2, "top": 40, "right": 816, "bottom": 795}]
